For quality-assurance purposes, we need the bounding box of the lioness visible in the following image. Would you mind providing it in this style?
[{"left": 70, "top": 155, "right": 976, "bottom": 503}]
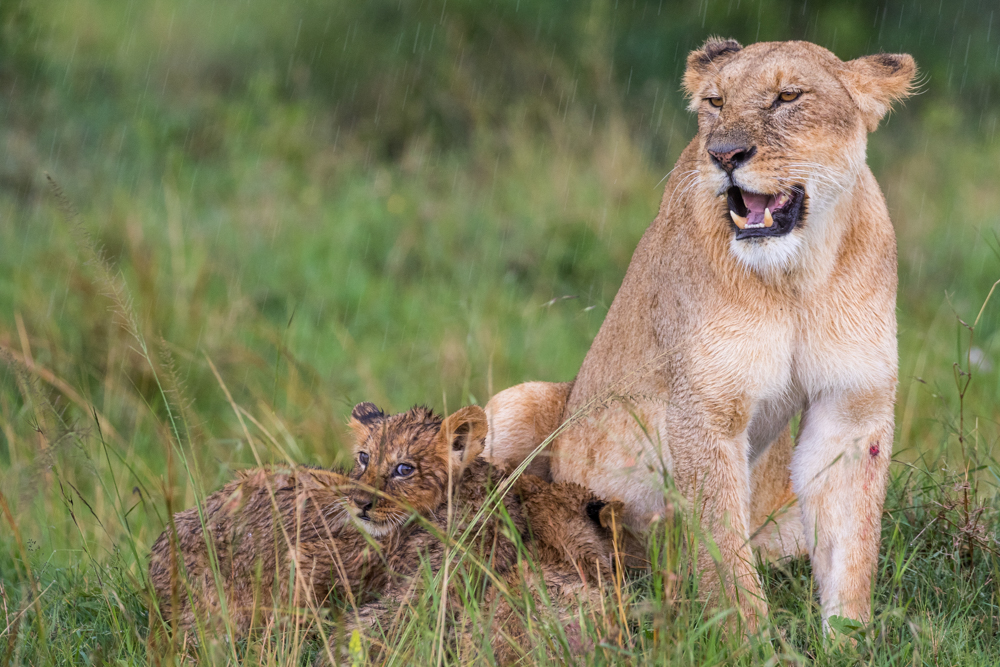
[
  {"left": 148, "top": 402, "right": 484, "bottom": 639},
  {"left": 484, "top": 39, "right": 916, "bottom": 631}
]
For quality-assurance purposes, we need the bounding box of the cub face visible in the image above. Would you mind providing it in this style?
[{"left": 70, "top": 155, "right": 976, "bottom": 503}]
[
  {"left": 346, "top": 402, "right": 487, "bottom": 537},
  {"left": 682, "top": 39, "right": 915, "bottom": 274}
]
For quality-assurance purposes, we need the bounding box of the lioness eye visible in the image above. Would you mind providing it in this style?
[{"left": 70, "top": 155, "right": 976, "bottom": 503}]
[
  {"left": 358, "top": 452, "right": 369, "bottom": 466},
  {"left": 394, "top": 463, "right": 414, "bottom": 477},
  {"left": 707, "top": 97, "right": 723, "bottom": 108},
  {"left": 778, "top": 91, "right": 800, "bottom": 103}
]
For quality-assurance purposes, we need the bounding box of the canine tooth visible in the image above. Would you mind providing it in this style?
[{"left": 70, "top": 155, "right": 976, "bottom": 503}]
[
  {"left": 776, "top": 193, "right": 788, "bottom": 208},
  {"left": 764, "top": 208, "right": 774, "bottom": 228},
  {"left": 729, "top": 210, "right": 748, "bottom": 229}
]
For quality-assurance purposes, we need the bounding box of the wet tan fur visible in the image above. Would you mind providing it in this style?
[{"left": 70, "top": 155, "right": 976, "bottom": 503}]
[
  {"left": 484, "top": 40, "right": 916, "bottom": 631},
  {"left": 485, "top": 381, "right": 805, "bottom": 560}
]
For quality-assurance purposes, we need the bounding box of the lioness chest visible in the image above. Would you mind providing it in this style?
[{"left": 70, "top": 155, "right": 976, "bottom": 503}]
[
  {"left": 688, "top": 288, "right": 891, "bottom": 463},
  {"left": 554, "top": 211, "right": 895, "bottom": 520}
]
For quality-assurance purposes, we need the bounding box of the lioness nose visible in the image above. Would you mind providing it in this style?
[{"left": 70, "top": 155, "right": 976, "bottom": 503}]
[
  {"left": 707, "top": 143, "right": 756, "bottom": 172},
  {"left": 355, "top": 496, "right": 374, "bottom": 514}
]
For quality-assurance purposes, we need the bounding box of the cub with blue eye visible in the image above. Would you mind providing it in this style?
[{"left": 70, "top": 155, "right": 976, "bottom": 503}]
[
  {"left": 346, "top": 402, "right": 488, "bottom": 537},
  {"left": 147, "top": 403, "right": 485, "bottom": 643},
  {"left": 341, "top": 410, "right": 640, "bottom": 665}
]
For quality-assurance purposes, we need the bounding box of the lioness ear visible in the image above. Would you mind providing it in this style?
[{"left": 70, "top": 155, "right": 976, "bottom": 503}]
[
  {"left": 438, "top": 405, "right": 488, "bottom": 473},
  {"left": 349, "top": 402, "right": 385, "bottom": 440},
  {"left": 682, "top": 37, "right": 743, "bottom": 107},
  {"left": 840, "top": 53, "right": 917, "bottom": 132}
]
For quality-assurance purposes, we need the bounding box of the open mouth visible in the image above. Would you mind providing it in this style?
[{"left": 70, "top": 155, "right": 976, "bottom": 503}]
[{"left": 726, "top": 185, "right": 805, "bottom": 240}]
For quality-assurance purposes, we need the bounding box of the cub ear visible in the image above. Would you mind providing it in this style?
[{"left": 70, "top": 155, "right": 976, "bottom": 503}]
[
  {"left": 682, "top": 37, "right": 743, "bottom": 107},
  {"left": 840, "top": 53, "right": 917, "bottom": 132},
  {"left": 438, "top": 405, "right": 488, "bottom": 473},
  {"left": 586, "top": 498, "right": 626, "bottom": 532},
  {"left": 348, "top": 402, "right": 385, "bottom": 440}
]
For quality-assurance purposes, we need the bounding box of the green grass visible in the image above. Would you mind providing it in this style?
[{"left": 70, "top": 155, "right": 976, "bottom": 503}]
[{"left": 2, "top": 0, "right": 1000, "bottom": 664}]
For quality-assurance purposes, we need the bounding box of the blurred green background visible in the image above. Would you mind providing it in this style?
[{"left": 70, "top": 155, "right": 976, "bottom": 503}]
[{"left": 0, "top": 1, "right": 999, "bottom": 654}]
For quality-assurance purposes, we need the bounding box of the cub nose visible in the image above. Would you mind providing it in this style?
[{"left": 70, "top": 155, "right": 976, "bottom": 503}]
[
  {"left": 354, "top": 495, "right": 375, "bottom": 516},
  {"left": 707, "top": 143, "right": 757, "bottom": 172}
]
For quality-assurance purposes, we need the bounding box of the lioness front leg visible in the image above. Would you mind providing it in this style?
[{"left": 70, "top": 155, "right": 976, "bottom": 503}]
[
  {"left": 791, "top": 393, "right": 893, "bottom": 627},
  {"left": 677, "top": 435, "right": 767, "bottom": 633}
]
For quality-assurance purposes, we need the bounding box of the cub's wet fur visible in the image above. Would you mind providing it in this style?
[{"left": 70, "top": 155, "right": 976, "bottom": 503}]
[
  {"left": 148, "top": 466, "right": 377, "bottom": 639},
  {"left": 346, "top": 402, "right": 484, "bottom": 537},
  {"left": 346, "top": 406, "right": 632, "bottom": 664},
  {"left": 148, "top": 402, "right": 482, "bottom": 641},
  {"left": 485, "top": 475, "right": 633, "bottom": 665},
  {"left": 343, "top": 407, "right": 524, "bottom": 635}
]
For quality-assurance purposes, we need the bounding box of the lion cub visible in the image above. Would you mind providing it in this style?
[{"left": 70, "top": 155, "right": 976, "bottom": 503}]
[
  {"left": 346, "top": 405, "right": 630, "bottom": 663},
  {"left": 148, "top": 402, "right": 484, "bottom": 639},
  {"left": 485, "top": 474, "right": 632, "bottom": 664}
]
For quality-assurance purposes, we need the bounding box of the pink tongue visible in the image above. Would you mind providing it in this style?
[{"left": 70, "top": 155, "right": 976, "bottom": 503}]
[
  {"left": 741, "top": 191, "right": 773, "bottom": 226},
  {"left": 742, "top": 191, "right": 771, "bottom": 213}
]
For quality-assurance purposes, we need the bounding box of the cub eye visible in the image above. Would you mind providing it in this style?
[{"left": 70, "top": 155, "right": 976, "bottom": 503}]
[
  {"left": 358, "top": 452, "right": 369, "bottom": 466},
  {"left": 394, "top": 463, "right": 414, "bottom": 477},
  {"left": 778, "top": 90, "right": 801, "bottom": 103},
  {"left": 706, "top": 97, "right": 723, "bottom": 108}
]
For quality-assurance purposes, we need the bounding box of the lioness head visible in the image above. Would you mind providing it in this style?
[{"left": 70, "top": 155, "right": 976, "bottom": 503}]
[
  {"left": 682, "top": 39, "right": 916, "bottom": 273},
  {"left": 346, "top": 402, "right": 487, "bottom": 536}
]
